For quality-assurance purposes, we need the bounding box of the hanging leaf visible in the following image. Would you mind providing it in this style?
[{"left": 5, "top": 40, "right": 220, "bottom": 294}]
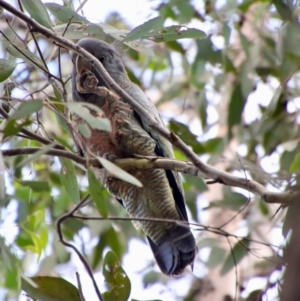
[
  {"left": 21, "top": 276, "right": 81, "bottom": 301},
  {"left": 59, "top": 158, "right": 80, "bottom": 203},
  {"left": 6, "top": 46, "right": 45, "bottom": 70},
  {"left": 123, "top": 16, "right": 164, "bottom": 42},
  {"left": 206, "top": 247, "right": 226, "bottom": 269},
  {"left": 227, "top": 83, "right": 246, "bottom": 139},
  {"left": 53, "top": 23, "right": 106, "bottom": 40},
  {"left": 45, "top": 3, "right": 86, "bottom": 23},
  {"left": 19, "top": 181, "right": 50, "bottom": 192},
  {"left": 20, "top": 0, "right": 52, "bottom": 29},
  {"left": 289, "top": 152, "right": 300, "bottom": 172},
  {"left": 96, "top": 157, "right": 142, "bottom": 187},
  {"left": 220, "top": 238, "right": 250, "bottom": 275},
  {"left": 148, "top": 26, "right": 206, "bottom": 42},
  {"left": 92, "top": 227, "right": 124, "bottom": 269},
  {"left": 102, "top": 251, "right": 131, "bottom": 301},
  {"left": 68, "top": 102, "right": 111, "bottom": 132},
  {"left": 9, "top": 99, "right": 43, "bottom": 120},
  {"left": 88, "top": 169, "right": 108, "bottom": 217},
  {"left": 0, "top": 59, "right": 17, "bottom": 82}
]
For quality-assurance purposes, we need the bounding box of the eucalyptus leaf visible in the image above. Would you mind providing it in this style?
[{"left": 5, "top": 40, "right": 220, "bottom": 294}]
[
  {"left": 21, "top": 0, "right": 52, "bottom": 29},
  {"left": 102, "top": 251, "right": 131, "bottom": 301},
  {"left": 123, "top": 17, "right": 164, "bottom": 42},
  {"left": 6, "top": 46, "right": 45, "bottom": 70},
  {"left": 59, "top": 158, "right": 80, "bottom": 203},
  {"left": 96, "top": 157, "right": 142, "bottom": 187},
  {"left": 148, "top": 26, "right": 206, "bottom": 42},
  {"left": 9, "top": 99, "right": 43, "bottom": 120},
  {"left": 0, "top": 59, "right": 17, "bottom": 82},
  {"left": 68, "top": 102, "right": 111, "bottom": 132},
  {"left": 88, "top": 169, "right": 107, "bottom": 217},
  {"left": 220, "top": 238, "right": 250, "bottom": 275},
  {"left": 21, "top": 276, "right": 81, "bottom": 301},
  {"left": 45, "top": 3, "right": 86, "bottom": 23}
]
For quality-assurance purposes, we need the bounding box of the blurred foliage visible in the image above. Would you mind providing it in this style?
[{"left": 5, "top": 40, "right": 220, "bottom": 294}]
[{"left": 0, "top": 0, "right": 300, "bottom": 300}]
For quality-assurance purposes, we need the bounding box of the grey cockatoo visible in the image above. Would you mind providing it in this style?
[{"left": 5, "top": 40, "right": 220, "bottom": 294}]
[{"left": 71, "top": 38, "right": 196, "bottom": 275}]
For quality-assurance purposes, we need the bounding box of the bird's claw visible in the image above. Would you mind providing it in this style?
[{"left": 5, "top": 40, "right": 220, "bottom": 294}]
[
  {"left": 76, "top": 71, "right": 99, "bottom": 94},
  {"left": 103, "top": 153, "right": 119, "bottom": 162}
]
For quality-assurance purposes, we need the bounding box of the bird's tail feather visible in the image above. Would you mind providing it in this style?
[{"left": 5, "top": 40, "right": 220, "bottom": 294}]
[{"left": 147, "top": 225, "right": 196, "bottom": 276}]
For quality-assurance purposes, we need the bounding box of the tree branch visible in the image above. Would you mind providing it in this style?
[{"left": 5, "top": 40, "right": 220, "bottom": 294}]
[
  {"left": 0, "top": 105, "right": 65, "bottom": 150},
  {"left": 2, "top": 147, "right": 299, "bottom": 204}
]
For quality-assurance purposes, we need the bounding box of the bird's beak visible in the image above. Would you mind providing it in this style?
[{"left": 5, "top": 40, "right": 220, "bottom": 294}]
[{"left": 76, "top": 55, "right": 92, "bottom": 76}]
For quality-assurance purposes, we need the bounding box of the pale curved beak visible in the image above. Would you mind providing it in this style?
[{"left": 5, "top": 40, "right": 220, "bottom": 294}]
[{"left": 76, "top": 55, "right": 92, "bottom": 76}]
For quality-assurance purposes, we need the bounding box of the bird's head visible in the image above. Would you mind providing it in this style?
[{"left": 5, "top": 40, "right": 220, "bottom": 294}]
[{"left": 72, "top": 38, "right": 129, "bottom": 104}]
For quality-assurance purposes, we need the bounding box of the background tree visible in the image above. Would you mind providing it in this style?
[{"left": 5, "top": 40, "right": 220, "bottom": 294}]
[{"left": 0, "top": 0, "right": 299, "bottom": 300}]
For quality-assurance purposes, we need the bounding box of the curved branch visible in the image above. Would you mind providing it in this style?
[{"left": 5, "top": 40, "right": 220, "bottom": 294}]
[
  {"left": 56, "top": 196, "right": 103, "bottom": 301},
  {"left": 0, "top": 106, "right": 65, "bottom": 150},
  {"left": 2, "top": 147, "right": 299, "bottom": 204}
]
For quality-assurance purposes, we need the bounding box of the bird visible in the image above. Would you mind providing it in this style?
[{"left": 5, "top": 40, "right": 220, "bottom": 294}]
[{"left": 71, "top": 38, "right": 197, "bottom": 276}]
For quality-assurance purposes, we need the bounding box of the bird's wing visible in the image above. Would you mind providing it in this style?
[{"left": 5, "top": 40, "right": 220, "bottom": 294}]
[{"left": 127, "top": 83, "right": 188, "bottom": 222}]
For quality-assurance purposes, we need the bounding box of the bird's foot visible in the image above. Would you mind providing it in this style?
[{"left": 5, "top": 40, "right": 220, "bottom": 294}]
[
  {"left": 76, "top": 71, "right": 98, "bottom": 94},
  {"left": 103, "top": 152, "right": 119, "bottom": 162},
  {"left": 101, "top": 153, "right": 119, "bottom": 183}
]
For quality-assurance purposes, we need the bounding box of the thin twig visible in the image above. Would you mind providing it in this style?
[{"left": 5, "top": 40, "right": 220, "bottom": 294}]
[
  {"left": 76, "top": 272, "right": 86, "bottom": 301},
  {"left": 0, "top": 106, "right": 66, "bottom": 150},
  {"left": 72, "top": 214, "right": 282, "bottom": 250},
  {"left": 56, "top": 196, "right": 103, "bottom": 301}
]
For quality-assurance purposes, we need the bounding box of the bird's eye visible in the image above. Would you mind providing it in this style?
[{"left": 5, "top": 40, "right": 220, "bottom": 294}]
[{"left": 99, "top": 56, "right": 105, "bottom": 63}]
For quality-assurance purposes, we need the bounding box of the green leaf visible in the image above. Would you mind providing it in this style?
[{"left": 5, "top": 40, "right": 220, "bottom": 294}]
[
  {"left": 0, "top": 59, "right": 17, "bottom": 82},
  {"left": 88, "top": 169, "right": 107, "bottom": 217},
  {"left": 96, "top": 157, "right": 142, "bottom": 187},
  {"left": 197, "top": 237, "right": 220, "bottom": 249},
  {"left": 68, "top": 102, "right": 111, "bottom": 132},
  {"left": 6, "top": 46, "right": 45, "bottom": 69},
  {"left": 169, "top": 120, "right": 205, "bottom": 154},
  {"left": 92, "top": 227, "right": 123, "bottom": 269},
  {"left": 39, "top": 225, "right": 49, "bottom": 250},
  {"left": 204, "top": 138, "right": 225, "bottom": 154},
  {"left": 19, "top": 181, "right": 50, "bottom": 192},
  {"left": 272, "top": 0, "right": 293, "bottom": 21},
  {"left": 5, "top": 262, "right": 20, "bottom": 290},
  {"left": 25, "top": 210, "right": 45, "bottom": 230},
  {"left": 227, "top": 83, "right": 245, "bottom": 139},
  {"left": 289, "top": 152, "right": 300, "bottom": 172},
  {"left": 0, "top": 151, "right": 5, "bottom": 201},
  {"left": 220, "top": 238, "right": 250, "bottom": 275},
  {"left": 3, "top": 119, "right": 31, "bottom": 139},
  {"left": 59, "top": 158, "right": 80, "bottom": 203},
  {"left": 9, "top": 99, "right": 43, "bottom": 120},
  {"left": 78, "top": 123, "right": 91, "bottom": 138},
  {"left": 175, "top": 2, "right": 194, "bottom": 23},
  {"left": 21, "top": 0, "right": 52, "bottom": 29},
  {"left": 208, "top": 192, "right": 248, "bottom": 211},
  {"left": 53, "top": 23, "right": 106, "bottom": 40},
  {"left": 258, "top": 199, "right": 269, "bottom": 216},
  {"left": 21, "top": 276, "right": 81, "bottom": 301},
  {"left": 45, "top": 3, "right": 86, "bottom": 23},
  {"left": 206, "top": 247, "right": 226, "bottom": 269},
  {"left": 131, "top": 299, "right": 162, "bottom": 301},
  {"left": 125, "top": 40, "right": 155, "bottom": 57},
  {"left": 102, "top": 251, "right": 131, "bottom": 301},
  {"left": 123, "top": 16, "right": 164, "bottom": 42},
  {"left": 148, "top": 26, "right": 206, "bottom": 43},
  {"left": 22, "top": 229, "right": 44, "bottom": 258},
  {"left": 15, "top": 143, "right": 56, "bottom": 168}
]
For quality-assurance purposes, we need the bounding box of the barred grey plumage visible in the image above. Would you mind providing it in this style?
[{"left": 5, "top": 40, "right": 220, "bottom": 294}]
[{"left": 71, "top": 38, "right": 197, "bottom": 275}]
